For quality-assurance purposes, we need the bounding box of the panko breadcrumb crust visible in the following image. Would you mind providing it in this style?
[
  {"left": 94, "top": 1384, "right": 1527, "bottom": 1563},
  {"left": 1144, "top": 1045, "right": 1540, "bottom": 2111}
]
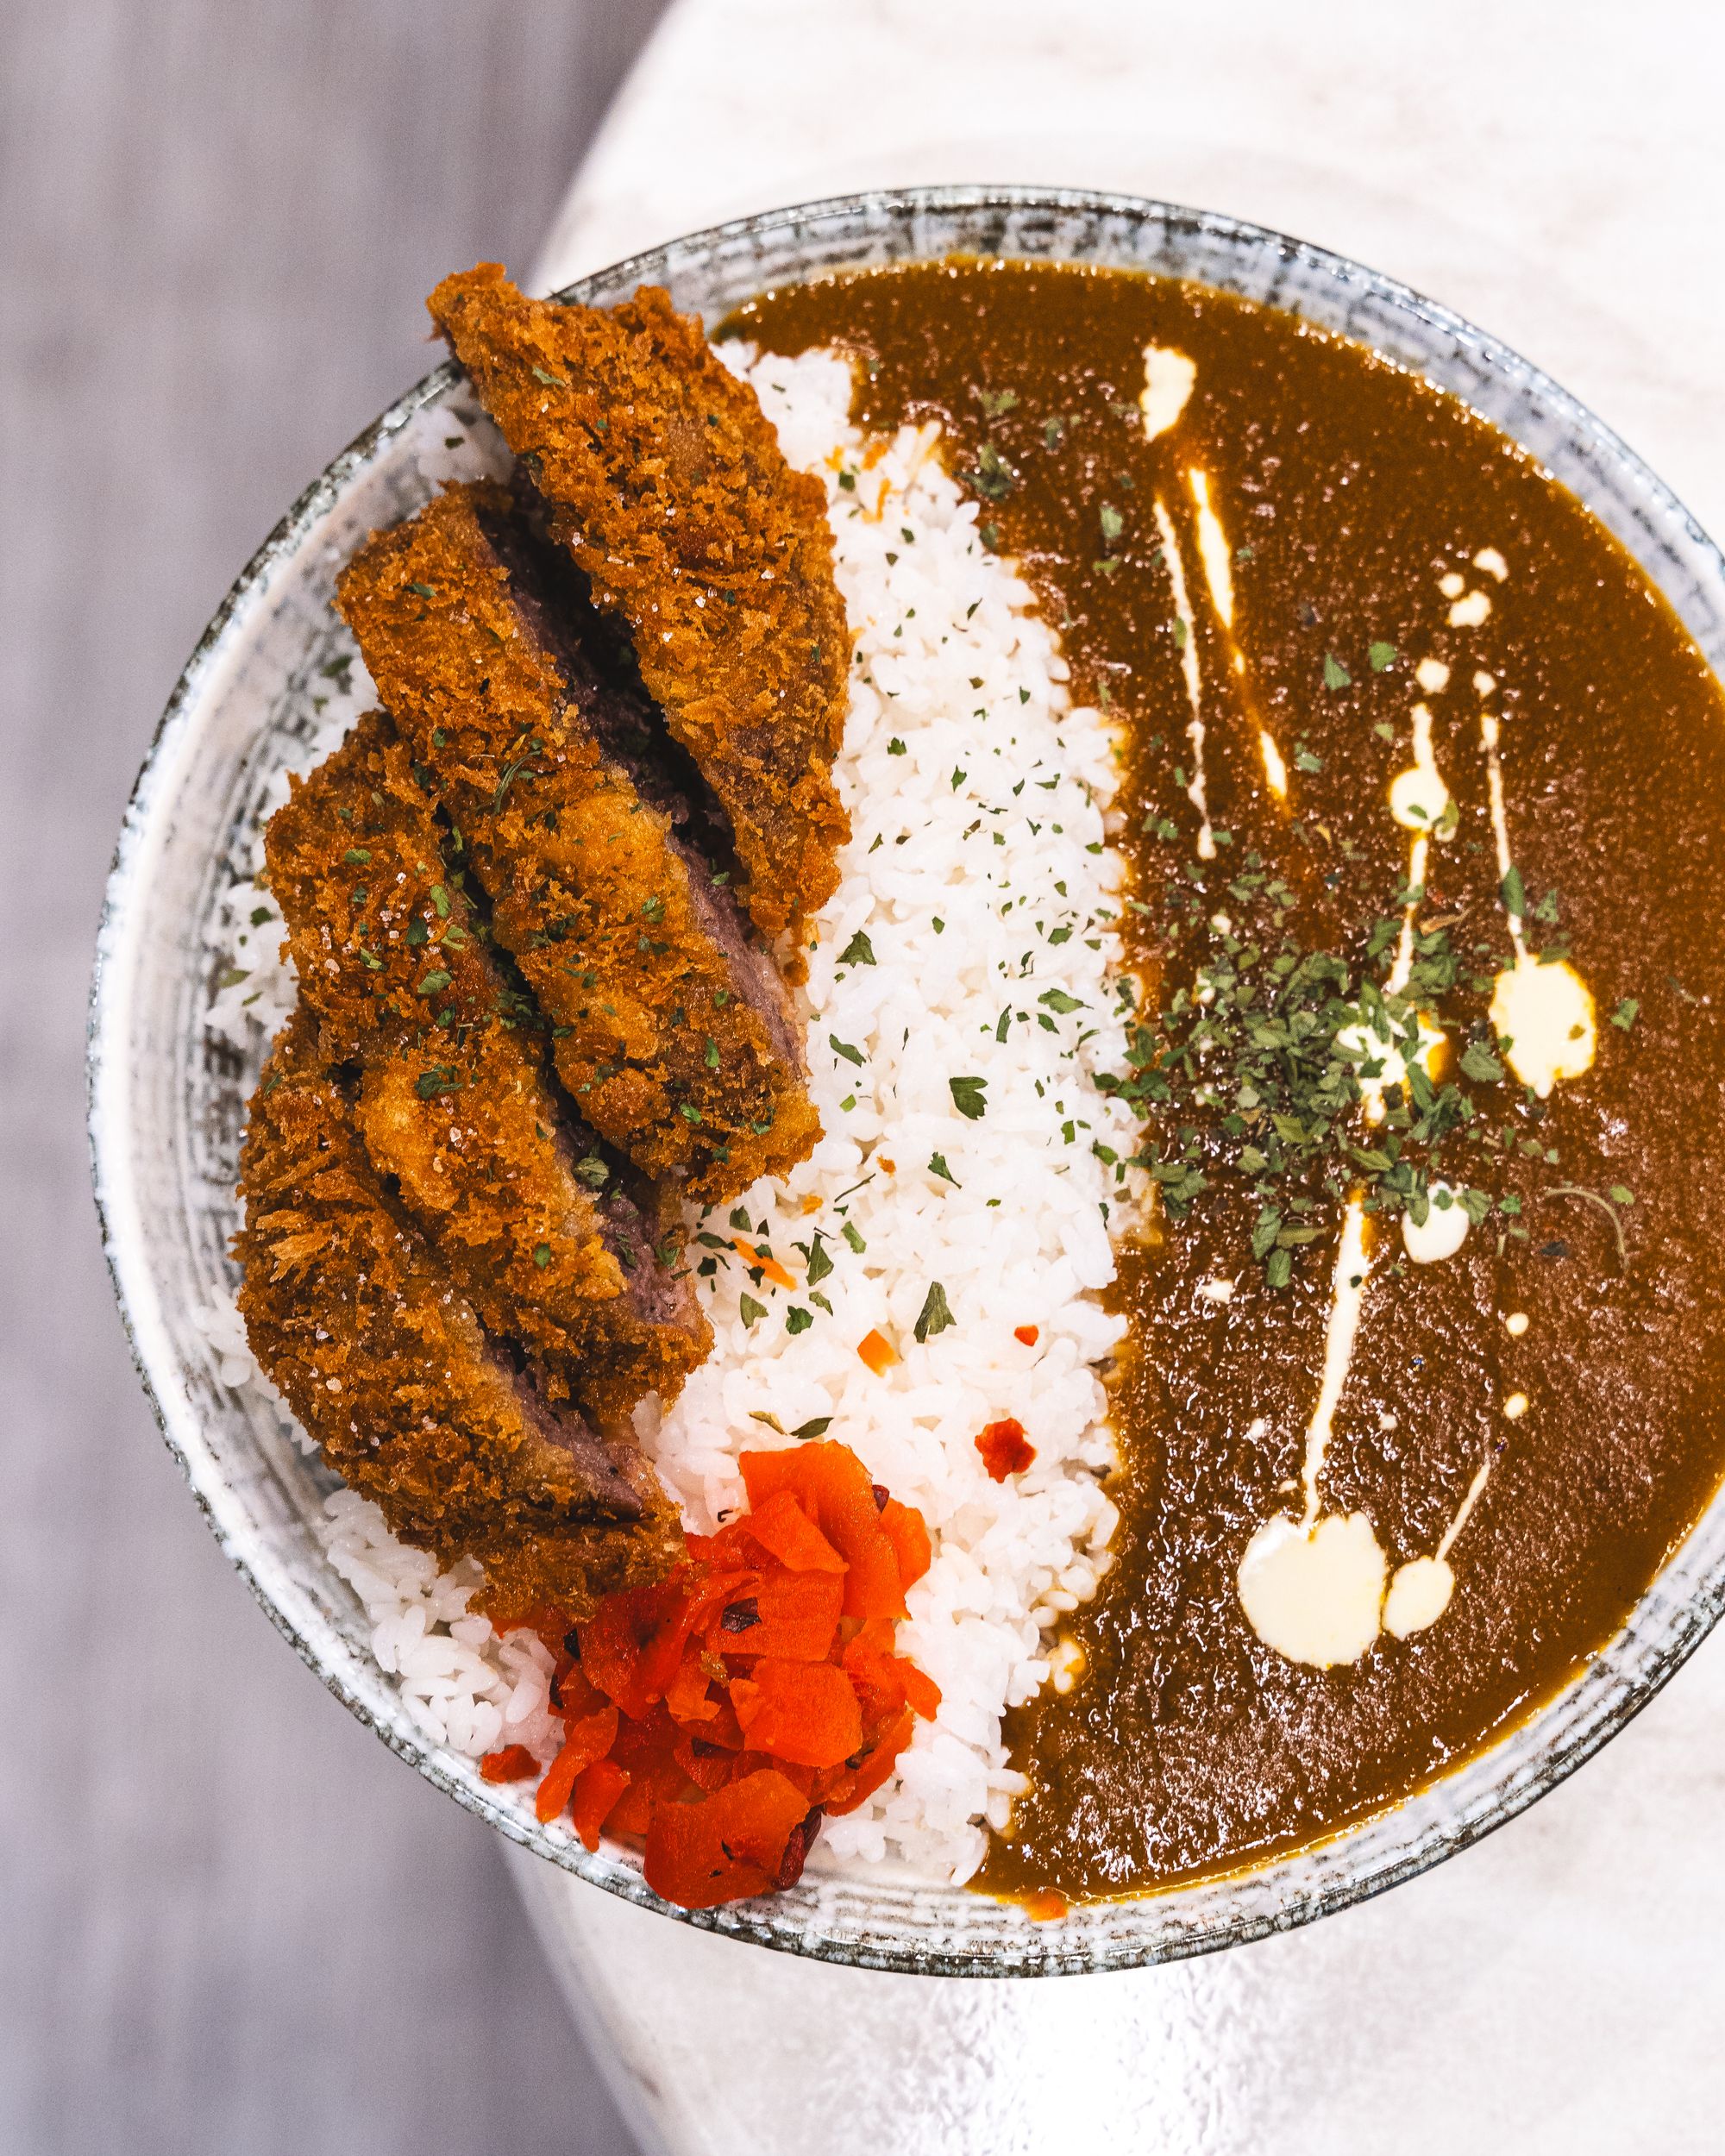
[
  {"left": 235, "top": 1013, "right": 684, "bottom": 1621},
  {"left": 239, "top": 273, "right": 862, "bottom": 1624},
  {"left": 264, "top": 709, "right": 711, "bottom": 1429},
  {"left": 336, "top": 483, "right": 819, "bottom": 1203},
  {"left": 428, "top": 266, "right": 850, "bottom": 950}
]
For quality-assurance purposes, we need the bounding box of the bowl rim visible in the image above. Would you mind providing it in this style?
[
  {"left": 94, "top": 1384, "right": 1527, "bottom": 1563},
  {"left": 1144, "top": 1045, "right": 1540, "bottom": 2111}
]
[{"left": 87, "top": 181, "right": 1725, "bottom": 1977}]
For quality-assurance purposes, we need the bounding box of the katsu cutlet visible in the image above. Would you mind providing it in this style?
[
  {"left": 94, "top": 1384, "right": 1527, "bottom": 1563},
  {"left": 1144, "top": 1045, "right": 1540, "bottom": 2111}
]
[
  {"left": 426, "top": 264, "right": 850, "bottom": 949},
  {"left": 235, "top": 1012, "right": 683, "bottom": 1622},
  {"left": 336, "top": 482, "right": 820, "bottom": 1205},
  {"left": 264, "top": 709, "right": 710, "bottom": 1427}
]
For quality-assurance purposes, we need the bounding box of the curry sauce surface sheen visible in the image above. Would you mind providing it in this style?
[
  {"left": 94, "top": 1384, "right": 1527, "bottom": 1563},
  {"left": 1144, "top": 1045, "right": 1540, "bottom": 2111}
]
[{"left": 731, "top": 260, "right": 1725, "bottom": 1900}]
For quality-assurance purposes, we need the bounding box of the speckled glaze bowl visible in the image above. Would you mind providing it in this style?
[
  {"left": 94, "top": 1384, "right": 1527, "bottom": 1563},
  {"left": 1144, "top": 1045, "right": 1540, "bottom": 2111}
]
[{"left": 89, "top": 186, "right": 1725, "bottom": 1976}]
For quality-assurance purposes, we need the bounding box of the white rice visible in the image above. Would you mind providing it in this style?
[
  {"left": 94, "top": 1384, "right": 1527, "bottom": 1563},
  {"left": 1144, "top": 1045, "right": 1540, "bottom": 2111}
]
[{"left": 201, "top": 353, "right": 1138, "bottom": 1886}]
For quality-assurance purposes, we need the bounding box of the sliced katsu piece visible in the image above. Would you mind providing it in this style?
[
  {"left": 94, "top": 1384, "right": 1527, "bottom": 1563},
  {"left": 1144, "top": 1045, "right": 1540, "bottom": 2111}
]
[
  {"left": 426, "top": 263, "right": 850, "bottom": 948},
  {"left": 264, "top": 709, "right": 709, "bottom": 1426},
  {"left": 336, "top": 482, "right": 820, "bottom": 1205},
  {"left": 235, "top": 1012, "right": 683, "bottom": 1622}
]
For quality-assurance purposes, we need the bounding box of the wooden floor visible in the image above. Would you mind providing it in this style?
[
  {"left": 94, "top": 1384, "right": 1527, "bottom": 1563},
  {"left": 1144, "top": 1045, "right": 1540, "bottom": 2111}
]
[{"left": 0, "top": 3, "right": 668, "bottom": 2148}]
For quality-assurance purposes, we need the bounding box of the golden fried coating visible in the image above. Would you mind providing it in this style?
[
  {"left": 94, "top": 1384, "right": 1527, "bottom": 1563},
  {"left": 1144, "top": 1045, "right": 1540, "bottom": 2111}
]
[
  {"left": 426, "top": 265, "right": 850, "bottom": 947},
  {"left": 265, "top": 710, "right": 710, "bottom": 1426},
  {"left": 235, "top": 1012, "right": 683, "bottom": 1622},
  {"left": 336, "top": 484, "right": 819, "bottom": 1205}
]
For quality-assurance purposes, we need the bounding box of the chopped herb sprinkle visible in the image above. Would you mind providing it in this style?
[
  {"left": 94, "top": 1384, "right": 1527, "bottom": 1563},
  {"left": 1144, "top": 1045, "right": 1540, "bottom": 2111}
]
[
  {"left": 949, "top": 1075, "right": 988, "bottom": 1119},
  {"left": 971, "top": 442, "right": 1015, "bottom": 501},
  {"left": 1103, "top": 859, "right": 1579, "bottom": 1280},
  {"left": 914, "top": 1282, "right": 956, "bottom": 1343}
]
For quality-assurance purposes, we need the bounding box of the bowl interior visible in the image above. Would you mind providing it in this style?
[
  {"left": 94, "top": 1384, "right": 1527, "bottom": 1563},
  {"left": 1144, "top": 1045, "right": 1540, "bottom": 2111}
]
[{"left": 89, "top": 186, "right": 1725, "bottom": 1976}]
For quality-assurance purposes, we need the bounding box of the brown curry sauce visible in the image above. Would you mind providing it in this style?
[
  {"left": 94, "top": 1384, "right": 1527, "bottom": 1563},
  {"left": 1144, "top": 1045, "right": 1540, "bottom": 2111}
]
[{"left": 730, "top": 259, "right": 1725, "bottom": 1900}]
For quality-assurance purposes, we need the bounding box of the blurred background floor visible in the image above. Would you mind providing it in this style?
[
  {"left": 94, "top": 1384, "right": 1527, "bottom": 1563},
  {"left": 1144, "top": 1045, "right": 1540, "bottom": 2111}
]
[{"left": 0, "top": 4, "right": 668, "bottom": 2150}]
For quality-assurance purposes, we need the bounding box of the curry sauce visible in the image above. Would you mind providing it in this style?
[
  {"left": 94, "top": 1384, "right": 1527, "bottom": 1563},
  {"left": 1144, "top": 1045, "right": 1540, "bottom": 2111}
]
[{"left": 732, "top": 259, "right": 1725, "bottom": 1899}]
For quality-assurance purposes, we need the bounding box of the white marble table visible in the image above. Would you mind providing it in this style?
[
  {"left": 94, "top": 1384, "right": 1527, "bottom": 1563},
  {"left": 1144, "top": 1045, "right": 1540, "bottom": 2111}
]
[{"left": 515, "top": 5, "right": 1725, "bottom": 2148}]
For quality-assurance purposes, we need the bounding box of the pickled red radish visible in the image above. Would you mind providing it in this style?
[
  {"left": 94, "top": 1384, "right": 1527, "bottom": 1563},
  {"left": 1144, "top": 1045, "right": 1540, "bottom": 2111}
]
[{"left": 503, "top": 1438, "right": 938, "bottom": 1908}]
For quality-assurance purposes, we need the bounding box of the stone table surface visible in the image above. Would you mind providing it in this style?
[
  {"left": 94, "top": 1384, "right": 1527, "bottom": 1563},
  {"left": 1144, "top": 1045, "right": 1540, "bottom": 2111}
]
[{"left": 516, "top": 3, "right": 1725, "bottom": 2152}]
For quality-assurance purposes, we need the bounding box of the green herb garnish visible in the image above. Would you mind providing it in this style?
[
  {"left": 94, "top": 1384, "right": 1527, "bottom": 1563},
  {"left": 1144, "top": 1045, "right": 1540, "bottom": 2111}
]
[
  {"left": 949, "top": 1075, "right": 988, "bottom": 1119},
  {"left": 971, "top": 443, "right": 1014, "bottom": 501},
  {"left": 492, "top": 750, "right": 538, "bottom": 812},
  {"left": 1545, "top": 1183, "right": 1632, "bottom": 1267},
  {"left": 1103, "top": 887, "right": 1527, "bottom": 1278},
  {"left": 914, "top": 1282, "right": 956, "bottom": 1343}
]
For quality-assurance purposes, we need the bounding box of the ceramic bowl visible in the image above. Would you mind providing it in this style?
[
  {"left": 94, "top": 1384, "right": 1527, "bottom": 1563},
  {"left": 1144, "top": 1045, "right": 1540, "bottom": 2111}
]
[{"left": 89, "top": 185, "right": 1725, "bottom": 1976}]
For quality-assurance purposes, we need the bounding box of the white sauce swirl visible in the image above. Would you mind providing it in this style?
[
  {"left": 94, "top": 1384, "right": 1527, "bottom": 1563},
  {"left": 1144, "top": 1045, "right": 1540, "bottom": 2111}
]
[
  {"left": 1152, "top": 495, "right": 1212, "bottom": 860},
  {"left": 1402, "top": 1185, "right": 1471, "bottom": 1263},
  {"left": 1140, "top": 344, "right": 1197, "bottom": 442},
  {"left": 1232, "top": 542, "right": 1599, "bottom": 1666},
  {"left": 1490, "top": 955, "right": 1597, "bottom": 1098}
]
